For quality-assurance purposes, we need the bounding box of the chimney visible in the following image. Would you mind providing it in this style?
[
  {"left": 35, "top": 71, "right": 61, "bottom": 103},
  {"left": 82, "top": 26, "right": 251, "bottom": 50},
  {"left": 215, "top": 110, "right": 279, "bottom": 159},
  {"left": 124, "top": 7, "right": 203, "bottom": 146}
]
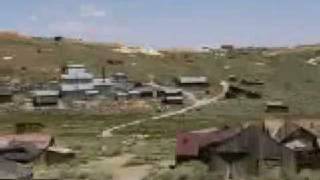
[{"left": 102, "top": 66, "right": 106, "bottom": 82}]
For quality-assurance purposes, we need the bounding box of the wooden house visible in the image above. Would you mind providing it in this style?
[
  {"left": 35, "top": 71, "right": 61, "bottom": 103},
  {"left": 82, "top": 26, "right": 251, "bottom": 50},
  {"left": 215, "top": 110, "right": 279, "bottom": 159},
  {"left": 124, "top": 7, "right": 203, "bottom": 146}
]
[
  {"left": 176, "top": 123, "right": 320, "bottom": 178},
  {"left": 269, "top": 121, "right": 320, "bottom": 173}
]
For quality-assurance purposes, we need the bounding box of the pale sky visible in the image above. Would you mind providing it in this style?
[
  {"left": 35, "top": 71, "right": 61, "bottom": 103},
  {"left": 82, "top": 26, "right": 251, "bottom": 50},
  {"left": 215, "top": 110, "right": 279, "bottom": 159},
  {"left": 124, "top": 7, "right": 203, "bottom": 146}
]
[{"left": 1, "top": 0, "right": 320, "bottom": 48}]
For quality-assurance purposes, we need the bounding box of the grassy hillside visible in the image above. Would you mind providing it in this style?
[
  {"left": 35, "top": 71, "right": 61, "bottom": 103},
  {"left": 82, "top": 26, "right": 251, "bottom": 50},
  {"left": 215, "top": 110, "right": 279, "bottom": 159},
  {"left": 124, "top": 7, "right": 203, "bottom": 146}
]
[
  {"left": 2, "top": 34, "right": 320, "bottom": 179},
  {"left": 1, "top": 34, "right": 320, "bottom": 116}
]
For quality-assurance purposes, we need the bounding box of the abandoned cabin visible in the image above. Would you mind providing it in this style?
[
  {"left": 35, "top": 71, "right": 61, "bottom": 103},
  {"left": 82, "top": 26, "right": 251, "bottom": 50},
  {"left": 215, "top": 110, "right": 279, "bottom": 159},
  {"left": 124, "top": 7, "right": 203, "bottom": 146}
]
[
  {"left": 225, "top": 85, "right": 262, "bottom": 99},
  {"left": 0, "top": 86, "right": 13, "bottom": 103},
  {"left": 31, "top": 90, "right": 59, "bottom": 107},
  {"left": 162, "top": 96, "right": 184, "bottom": 105},
  {"left": 175, "top": 76, "right": 209, "bottom": 87},
  {"left": 160, "top": 88, "right": 183, "bottom": 97},
  {"left": 0, "top": 132, "right": 74, "bottom": 165},
  {"left": 160, "top": 88, "right": 184, "bottom": 104},
  {"left": 176, "top": 122, "right": 320, "bottom": 179},
  {"left": 265, "top": 101, "right": 289, "bottom": 113}
]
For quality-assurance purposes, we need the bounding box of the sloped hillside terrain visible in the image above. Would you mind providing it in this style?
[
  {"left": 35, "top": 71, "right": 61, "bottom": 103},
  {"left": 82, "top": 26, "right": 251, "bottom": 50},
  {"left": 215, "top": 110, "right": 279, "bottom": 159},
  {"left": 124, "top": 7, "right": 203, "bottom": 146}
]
[{"left": 1, "top": 32, "right": 320, "bottom": 179}]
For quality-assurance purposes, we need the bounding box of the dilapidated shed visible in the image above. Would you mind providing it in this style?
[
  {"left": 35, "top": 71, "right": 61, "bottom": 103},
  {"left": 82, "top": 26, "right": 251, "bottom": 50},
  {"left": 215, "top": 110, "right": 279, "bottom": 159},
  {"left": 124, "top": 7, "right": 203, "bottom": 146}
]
[
  {"left": 175, "top": 76, "right": 209, "bottom": 87},
  {"left": 176, "top": 123, "right": 319, "bottom": 178},
  {"left": 265, "top": 101, "right": 289, "bottom": 113},
  {"left": 266, "top": 121, "right": 320, "bottom": 173},
  {"left": 31, "top": 90, "right": 59, "bottom": 106}
]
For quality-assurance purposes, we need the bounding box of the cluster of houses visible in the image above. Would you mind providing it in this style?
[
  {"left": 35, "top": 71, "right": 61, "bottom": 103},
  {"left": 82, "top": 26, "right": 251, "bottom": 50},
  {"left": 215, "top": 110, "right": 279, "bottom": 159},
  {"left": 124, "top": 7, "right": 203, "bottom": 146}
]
[
  {"left": 0, "top": 64, "right": 213, "bottom": 110},
  {"left": 176, "top": 119, "right": 320, "bottom": 179},
  {"left": 0, "top": 123, "right": 74, "bottom": 179}
]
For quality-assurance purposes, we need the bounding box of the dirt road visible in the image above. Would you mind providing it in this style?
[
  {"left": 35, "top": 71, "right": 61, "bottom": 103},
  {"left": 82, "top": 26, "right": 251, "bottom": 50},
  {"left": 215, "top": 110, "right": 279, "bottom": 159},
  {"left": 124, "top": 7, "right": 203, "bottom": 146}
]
[{"left": 102, "top": 81, "right": 229, "bottom": 137}]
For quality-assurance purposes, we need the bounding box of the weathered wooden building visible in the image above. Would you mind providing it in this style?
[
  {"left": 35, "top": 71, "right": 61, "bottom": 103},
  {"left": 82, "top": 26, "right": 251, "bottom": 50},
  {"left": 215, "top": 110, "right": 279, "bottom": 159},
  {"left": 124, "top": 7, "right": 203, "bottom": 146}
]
[
  {"left": 176, "top": 123, "right": 320, "bottom": 178},
  {"left": 268, "top": 121, "right": 320, "bottom": 173}
]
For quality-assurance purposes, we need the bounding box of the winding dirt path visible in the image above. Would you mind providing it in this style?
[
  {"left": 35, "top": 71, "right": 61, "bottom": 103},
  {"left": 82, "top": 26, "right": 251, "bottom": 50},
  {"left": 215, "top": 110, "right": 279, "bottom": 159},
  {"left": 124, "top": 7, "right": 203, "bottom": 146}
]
[{"left": 102, "top": 81, "right": 229, "bottom": 138}]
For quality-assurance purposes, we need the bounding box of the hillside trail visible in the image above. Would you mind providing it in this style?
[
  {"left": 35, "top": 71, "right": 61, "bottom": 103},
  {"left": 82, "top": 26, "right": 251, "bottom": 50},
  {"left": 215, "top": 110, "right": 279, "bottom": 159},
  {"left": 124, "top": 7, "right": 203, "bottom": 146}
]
[{"left": 101, "top": 81, "right": 229, "bottom": 138}]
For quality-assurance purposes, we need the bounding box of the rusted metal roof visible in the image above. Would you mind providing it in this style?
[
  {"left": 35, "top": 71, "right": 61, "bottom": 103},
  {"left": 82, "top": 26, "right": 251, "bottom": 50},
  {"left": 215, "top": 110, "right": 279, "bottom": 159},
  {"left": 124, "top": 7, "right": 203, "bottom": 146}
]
[
  {"left": 176, "top": 128, "right": 240, "bottom": 157},
  {"left": 0, "top": 133, "right": 54, "bottom": 150}
]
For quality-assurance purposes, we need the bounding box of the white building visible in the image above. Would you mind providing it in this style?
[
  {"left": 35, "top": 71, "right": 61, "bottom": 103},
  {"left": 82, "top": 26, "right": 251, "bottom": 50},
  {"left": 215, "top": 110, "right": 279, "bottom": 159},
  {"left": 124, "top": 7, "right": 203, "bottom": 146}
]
[{"left": 60, "top": 64, "right": 96, "bottom": 97}]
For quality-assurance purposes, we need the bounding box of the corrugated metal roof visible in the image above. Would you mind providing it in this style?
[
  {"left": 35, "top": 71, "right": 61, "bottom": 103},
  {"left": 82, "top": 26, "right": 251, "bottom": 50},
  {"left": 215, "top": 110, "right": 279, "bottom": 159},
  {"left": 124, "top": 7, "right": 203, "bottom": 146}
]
[
  {"left": 163, "top": 88, "right": 183, "bottom": 94},
  {"left": 60, "top": 83, "right": 95, "bottom": 92},
  {"left": 266, "top": 101, "right": 286, "bottom": 106},
  {"left": 61, "top": 65, "right": 94, "bottom": 80},
  {"left": 93, "top": 78, "right": 114, "bottom": 86},
  {"left": 61, "top": 73, "right": 93, "bottom": 80},
  {"left": 31, "top": 90, "right": 59, "bottom": 97},
  {"left": 66, "top": 64, "right": 85, "bottom": 68},
  {"left": 165, "top": 96, "right": 183, "bottom": 100},
  {"left": 177, "top": 76, "right": 208, "bottom": 84},
  {"left": 85, "top": 90, "right": 99, "bottom": 95}
]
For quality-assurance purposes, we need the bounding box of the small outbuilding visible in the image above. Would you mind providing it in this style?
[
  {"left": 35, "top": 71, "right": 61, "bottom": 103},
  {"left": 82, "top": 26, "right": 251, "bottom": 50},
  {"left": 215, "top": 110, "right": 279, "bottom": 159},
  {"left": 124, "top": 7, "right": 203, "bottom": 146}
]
[
  {"left": 175, "top": 76, "right": 209, "bottom": 87},
  {"left": 162, "top": 96, "right": 184, "bottom": 105},
  {"left": 265, "top": 101, "right": 289, "bottom": 113},
  {"left": 45, "top": 146, "right": 75, "bottom": 165},
  {"left": 160, "top": 88, "right": 183, "bottom": 97},
  {"left": 31, "top": 90, "right": 59, "bottom": 107}
]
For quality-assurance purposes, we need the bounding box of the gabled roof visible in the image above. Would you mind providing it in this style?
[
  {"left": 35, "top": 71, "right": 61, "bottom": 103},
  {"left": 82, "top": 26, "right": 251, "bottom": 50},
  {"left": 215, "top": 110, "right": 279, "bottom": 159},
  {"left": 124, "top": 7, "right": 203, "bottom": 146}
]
[
  {"left": 268, "top": 121, "right": 317, "bottom": 143},
  {"left": 176, "top": 128, "right": 240, "bottom": 157},
  {"left": 0, "top": 133, "right": 54, "bottom": 150}
]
